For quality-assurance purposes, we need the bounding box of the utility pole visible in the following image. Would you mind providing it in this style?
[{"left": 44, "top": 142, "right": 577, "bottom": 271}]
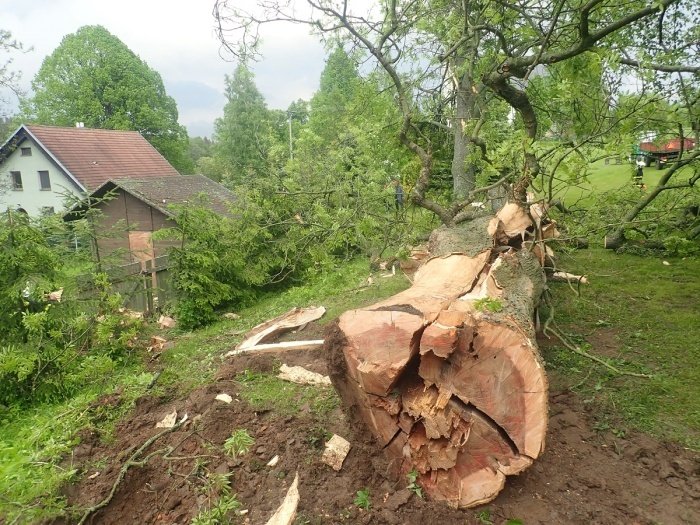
[{"left": 287, "top": 112, "right": 294, "bottom": 160}]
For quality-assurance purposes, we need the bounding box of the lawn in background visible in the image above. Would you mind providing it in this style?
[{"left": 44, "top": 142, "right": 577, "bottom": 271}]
[{"left": 544, "top": 247, "right": 700, "bottom": 449}]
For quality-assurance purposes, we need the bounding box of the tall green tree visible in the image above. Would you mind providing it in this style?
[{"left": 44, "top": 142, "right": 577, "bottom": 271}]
[
  {"left": 214, "top": 64, "right": 273, "bottom": 184},
  {"left": 23, "top": 25, "right": 192, "bottom": 173}
]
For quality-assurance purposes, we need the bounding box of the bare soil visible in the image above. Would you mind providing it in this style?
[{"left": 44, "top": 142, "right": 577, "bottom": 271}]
[{"left": 57, "top": 329, "right": 700, "bottom": 525}]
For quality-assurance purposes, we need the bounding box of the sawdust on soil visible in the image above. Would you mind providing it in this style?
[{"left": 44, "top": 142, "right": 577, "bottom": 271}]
[{"left": 55, "top": 326, "right": 699, "bottom": 525}]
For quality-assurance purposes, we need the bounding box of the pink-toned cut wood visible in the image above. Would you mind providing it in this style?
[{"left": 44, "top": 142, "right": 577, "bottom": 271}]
[
  {"left": 371, "top": 251, "right": 492, "bottom": 320},
  {"left": 326, "top": 214, "right": 549, "bottom": 510},
  {"left": 337, "top": 309, "right": 424, "bottom": 396},
  {"left": 419, "top": 310, "right": 470, "bottom": 358},
  {"left": 415, "top": 404, "right": 531, "bottom": 508},
  {"left": 236, "top": 306, "right": 326, "bottom": 351},
  {"left": 418, "top": 317, "right": 547, "bottom": 459},
  {"left": 496, "top": 203, "right": 534, "bottom": 238},
  {"left": 345, "top": 382, "right": 401, "bottom": 446},
  {"left": 402, "top": 384, "right": 461, "bottom": 441},
  {"left": 407, "top": 424, "right": 460, "bottom": 472}
]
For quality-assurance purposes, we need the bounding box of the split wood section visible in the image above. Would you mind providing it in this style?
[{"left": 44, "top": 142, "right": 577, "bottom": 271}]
[{"left": 326, "top": 206, "right": 549, "bottom": 508}]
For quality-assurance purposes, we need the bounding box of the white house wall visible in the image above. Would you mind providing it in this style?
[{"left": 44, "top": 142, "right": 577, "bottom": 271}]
[{"left": 0, "top": 137, "right": 83, "bottom": 216}]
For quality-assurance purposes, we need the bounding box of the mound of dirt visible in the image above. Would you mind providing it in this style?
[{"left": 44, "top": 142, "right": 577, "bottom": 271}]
[{"left": 57, "top": 343, "right": 699, "bottom": 525}]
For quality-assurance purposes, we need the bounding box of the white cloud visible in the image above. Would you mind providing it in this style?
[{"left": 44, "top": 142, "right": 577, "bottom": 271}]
[{"left": 0, "top": 0, "right": 327, "bottom": 134}]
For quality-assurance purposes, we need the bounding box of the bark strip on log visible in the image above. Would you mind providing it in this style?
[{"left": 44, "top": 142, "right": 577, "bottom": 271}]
[{"left": 326, "top": 209, "right": 549, "bottom": 508}]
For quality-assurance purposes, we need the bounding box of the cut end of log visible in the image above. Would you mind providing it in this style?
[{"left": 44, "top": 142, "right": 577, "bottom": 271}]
[{"left": 326, "top": 209, "right": 550, "bottom": 509}]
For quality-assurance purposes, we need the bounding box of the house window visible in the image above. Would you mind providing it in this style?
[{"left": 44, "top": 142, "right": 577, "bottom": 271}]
[
  {"left": 20, "top": 147, "right": 32, "bottom": 156},
  {"left": 10, "top": 171, "right": 22, "bottom": 190},
  {"left": 39, "top": 171, "right": 51, "bottom": 190}
]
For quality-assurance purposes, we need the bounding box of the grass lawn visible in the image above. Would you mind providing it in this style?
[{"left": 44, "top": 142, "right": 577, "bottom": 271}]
[
  {"left": 555, "top": 159, "right": 689, "bottom": 206},
  {"left": 545, "top": 247, "right": 700, "bottom": 449}
]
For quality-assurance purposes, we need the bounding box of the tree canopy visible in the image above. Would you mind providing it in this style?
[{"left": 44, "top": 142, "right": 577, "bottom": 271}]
[
  {"left": 214, "top": 0, "right": 699, "bottom": 244},
  {"left": 213, "top": 64, "right": 273, "bottom": 183},
  {"left": 23, "top": 25, "right": 193, "bottom": 173}
]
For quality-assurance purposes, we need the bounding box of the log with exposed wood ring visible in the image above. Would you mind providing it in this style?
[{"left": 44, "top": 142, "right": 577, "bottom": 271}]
[{"left": 325, "top": 206, "right": 549, "bottom": 508}]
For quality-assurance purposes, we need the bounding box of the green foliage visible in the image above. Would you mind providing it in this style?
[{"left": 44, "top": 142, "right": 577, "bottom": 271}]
[
  {"left": 406, "top": 469, "right": 423, "bottom": 498},
  {"left": 192, "top": 469, "right": 240, "bottom": 525},
  {"left": 475, "top": 509, "right": 494, "bottom": 525},
  {"left": 190, "top": 494, "right": 241, "bottom": 525},
  {"left": 0, "top": 370, "right": 153, "bottom": 523},
  {"left": 223, "top": 429, "right": 254, "bottom": 458},
  {"left": 353, "top": 488, "right": 371, "bottom": 510},
  {"left": 473, "top": 297, "right": 504, "bottom": 313},
  {"left": 663, "top": 235, "right": 699, "bottom": 257},
  {"left": 156, "top": 197, "right": 277, "bottom": 329},
  {"left": 0, "top": 210, "right": 142, "bottom": 406},
  {"left": 547, "top": 158, "right": 699, "bottom": 254},
  {"left": 23, "top": 25, "right": 192, "bottom": 172},
  {"left": 214, "top": 64, "right": 273, "bottom": 183},
  {"left": 236, "top": 369, "right": 339, "bottom": 417}
]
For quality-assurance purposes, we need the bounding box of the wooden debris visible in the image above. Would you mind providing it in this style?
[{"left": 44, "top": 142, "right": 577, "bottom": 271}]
[
  {"left": 155, "top": 410, "right": 177, "bottom": 429},
  {"left": 158, "top": 315, "right": 176, "bottom": 329},
  {"left": 147, "top": 336, "right": 169, "bottom": 353},
  {"left": 46, "top": 288, "right": 64, "bottom": 303},
  {"left": 226, "top": 339, "right": 324, "bottom": 357},
  {"left": 265, "top": 472, "right": 299, "bottom": 525},
  {"left": 236, "top": 306, "right": 326, "bottom": 351},
  {"left": 215, "top": 393, "right": 233, "bottom": 404},
  {"left": 321, "top": 434, "right": 351, "bottom": 471},
  {"left": 550, "top": 271, "right": 589, "bottom": 284},
  {"left": 267, "top": 455, "right": 280, "bottom": 467},
  {"left": 399, "top": 246, "right": 430, "bottom": 278},
  {"left": 278, "top": 364, "right": 331, "bottom": 386}
]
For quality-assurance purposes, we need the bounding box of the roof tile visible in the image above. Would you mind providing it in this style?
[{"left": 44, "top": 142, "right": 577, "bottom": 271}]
[{"left": 26, "top": 125, "right": 180, "bottom": 190}]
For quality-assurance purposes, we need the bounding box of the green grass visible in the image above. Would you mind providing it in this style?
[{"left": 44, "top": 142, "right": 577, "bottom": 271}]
[
  {"left": 544, "top": 247, "right": 700, "bottom": 449},
  {"left": 0, "top": 257, "right": 409, "bottom": 523},
  {"left": 0, "top": 369, "right": 154, "bottom": 523},
  {"left": 554, "top": 159, "right": 693, "bottom": 206},
  {"left": 237, "top": 369, "right": 340, "bottom": 417},
  {"left": 155, "top": 258, "right": 409, "bottom": 394}
]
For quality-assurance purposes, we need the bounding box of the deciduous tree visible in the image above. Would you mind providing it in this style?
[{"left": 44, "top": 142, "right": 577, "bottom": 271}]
[
  {"left": 214, "top": 0, "right": 699, "bottom": 237},
  {"left": 23, "top": 25, "right": 193, "bottom": 173}
]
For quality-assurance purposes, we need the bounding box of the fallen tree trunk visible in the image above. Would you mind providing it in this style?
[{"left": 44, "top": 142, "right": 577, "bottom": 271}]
[{"left": 325, "top": 210, "right": 549, "bottom": 508}]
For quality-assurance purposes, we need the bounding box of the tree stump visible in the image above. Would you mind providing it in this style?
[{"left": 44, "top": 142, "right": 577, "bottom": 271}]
[{"left": 326, "top": 207, "right": 549, "bottom": 508}]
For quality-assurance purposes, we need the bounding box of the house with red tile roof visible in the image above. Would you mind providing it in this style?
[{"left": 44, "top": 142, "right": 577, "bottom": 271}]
[{"left": 0, "top": 124, "right": 180, "bottom": 216}]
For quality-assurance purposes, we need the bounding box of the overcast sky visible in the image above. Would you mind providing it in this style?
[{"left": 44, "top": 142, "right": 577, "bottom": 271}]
[{"left": 0, "top": 0, "right": 328, "bottom": 136}]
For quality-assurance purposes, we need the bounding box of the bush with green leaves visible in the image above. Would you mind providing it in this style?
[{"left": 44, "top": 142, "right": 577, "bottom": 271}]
[
  {"left": 560, "top": 183, "right": 700, "bottom": 253},
  {"left": 0, "top": 210, "right": 143, "bottom": 406},
  {"left": 156, "top": 198, "right": 279, "bottom": 329},
  {"left": 223, "top": 429, "right": 254, "bottom": 458}
]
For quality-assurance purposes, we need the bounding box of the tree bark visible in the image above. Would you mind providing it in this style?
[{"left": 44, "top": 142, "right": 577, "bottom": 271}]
[
  {"left": 326, "top": 208, "right": 549, "bottom": 508},
  {"left": 451, "top": 68, "right": 476, "bottom": 200}
]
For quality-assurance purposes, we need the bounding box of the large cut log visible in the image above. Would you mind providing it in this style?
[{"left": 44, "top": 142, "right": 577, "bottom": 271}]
[{"left": 326, "top": 210, "right": 549, "bottom": 508}]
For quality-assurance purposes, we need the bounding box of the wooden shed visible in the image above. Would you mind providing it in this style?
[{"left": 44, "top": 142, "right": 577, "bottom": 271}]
[{"left": 66, "top": 175, "right": 236, "bottom": 264}]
